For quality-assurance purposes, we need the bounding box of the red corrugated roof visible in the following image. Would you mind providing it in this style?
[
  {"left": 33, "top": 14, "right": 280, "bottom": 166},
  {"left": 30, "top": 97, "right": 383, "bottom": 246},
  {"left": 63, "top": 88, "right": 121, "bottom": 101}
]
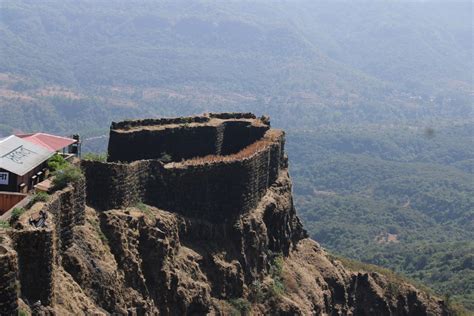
[{"left": 16, "top": 133, "right": 76, "bottom": 152}]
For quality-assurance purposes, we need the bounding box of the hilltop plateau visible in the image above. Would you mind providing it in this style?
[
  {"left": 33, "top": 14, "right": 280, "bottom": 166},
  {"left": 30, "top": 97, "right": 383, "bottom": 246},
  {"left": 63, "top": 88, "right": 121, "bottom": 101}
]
[{"left": 0, "top": 114, "right": 453, "bottom": 315}]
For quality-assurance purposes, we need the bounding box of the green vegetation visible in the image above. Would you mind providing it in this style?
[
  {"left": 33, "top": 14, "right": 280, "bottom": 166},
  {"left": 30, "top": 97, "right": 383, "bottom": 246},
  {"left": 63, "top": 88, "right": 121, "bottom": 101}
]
[
  {"left": 329, "top": 254, "right": 431, "bottom": 295},
  {"left": 158, "top": 152, "right": 173, "bottom": 163},
  {"left": 288, "top": 123, "right": 474, "bottom": 310},
  {"left": 246, "top": 255, "right": 287, "bottom": 305},
  {"left": 51, "top": 164, "right": 84, "bottom": 191},
  {"left": 87, "top": 218, "right": 108, "bottom": 244},
  {"left": 444, "top": 294, "right": 472, "bottom": 316},
  {"left": 0, "top": 1, "right": 471, "bottom": 144},
  {"left": 248, "top": 280, "right": 265, "bottom": 304},
  {"left": 135, "top": 202, "right": 153, "bottom": 217},
  {"left": 26, "top": 192, "right": 49, "bottom": 208},
  {"left": 32, "top": 192, "right": 49, "bottom": 203},
  {"left": 48, "top": 152, "right": 84, "bottom": 191},
  {"left": 228, "top": 298, "right": 251, "bottom": 315},
  {"left": 47, "top": 153, "right": 67, "bottom": 172},
  {"left": 9, "top": 207, "right": 26, "bottom": 224},
  {"left": 269, "top": 255, "right": 285, "bottom": 297},
  {"left": 0, "top": 220, "right": 10, "bottom": 229},
  {"left": 0, "top": 0, "right": 471, "bottom": 311},
  {"left": 82, "top": 152, "right": 107, "bottom": 162},
  {"left": 330, "top": 254, "right": 470, "bottom": 315}
]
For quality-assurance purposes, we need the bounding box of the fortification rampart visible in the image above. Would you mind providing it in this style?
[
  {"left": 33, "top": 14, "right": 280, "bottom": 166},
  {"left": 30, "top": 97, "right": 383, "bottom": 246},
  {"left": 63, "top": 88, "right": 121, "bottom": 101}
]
[
  {"left": 83, "top": 114, "right": 286, "bottom": 221},
  {"left": 110, "top": 115, "right": 210, "bottom": 130},
  {"left": 107, "top": 114, "right": 269, "bottom": 163},
  {"left": 0, "top": 245, "right": 18, "bottom": 315},
  {"left": 151, "top": 129, "right": 285, "bottom": 220},
  {"left": 82, "top": 160, "right": 152, "bottom": 211},
  {"left": 208, "top": 112, "right": 257, "bottom": 120},
  {"left": 109, "top": 112, "right": 257, "bottom": 131},
  {"left": 13, "top": 227, "right": 55, "bottom": 306},
  {"left": 5, "top": 179, "right": 86, "bottom": 309},
  {"left": 43, "top": 179, "right": 86, "bottom": 254}
]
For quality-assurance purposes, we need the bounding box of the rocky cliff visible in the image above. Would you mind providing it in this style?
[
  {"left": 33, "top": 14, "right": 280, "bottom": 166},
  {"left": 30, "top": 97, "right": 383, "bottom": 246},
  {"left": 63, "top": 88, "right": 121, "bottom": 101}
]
[{"left": 0, "top": 113, "right": 450, "bottom": 315}]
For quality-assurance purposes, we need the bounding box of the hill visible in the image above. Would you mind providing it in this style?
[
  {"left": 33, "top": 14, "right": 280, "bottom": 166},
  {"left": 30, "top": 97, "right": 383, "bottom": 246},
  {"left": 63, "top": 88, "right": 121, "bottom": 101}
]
[
  {"left": 288, "top": 123, "right": 474, "bottom": 309},
  {"left": 0, "top": 114, "right": 452, "bottom": 315},
  {"left": 0, "top": 0, "right": 472, "bottom": 311},
  {"left": 0, "top": 0, "right": 472, "bottom": 137}
]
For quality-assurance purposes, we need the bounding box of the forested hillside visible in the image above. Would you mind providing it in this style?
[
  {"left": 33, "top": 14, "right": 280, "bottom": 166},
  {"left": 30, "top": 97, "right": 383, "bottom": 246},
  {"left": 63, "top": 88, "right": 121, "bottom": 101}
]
[
  {"left": 287, "top": 123, "right": 473, "bottom": 308},
  {"left": 1, "top": 0, "right": 472, "bottom": 310}
]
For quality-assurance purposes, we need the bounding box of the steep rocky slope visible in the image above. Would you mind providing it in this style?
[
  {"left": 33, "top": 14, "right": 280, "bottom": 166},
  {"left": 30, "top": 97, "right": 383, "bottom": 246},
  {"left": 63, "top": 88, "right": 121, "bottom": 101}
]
[{"left": 0, "top": 114, "right": 450, "bottom": 315}]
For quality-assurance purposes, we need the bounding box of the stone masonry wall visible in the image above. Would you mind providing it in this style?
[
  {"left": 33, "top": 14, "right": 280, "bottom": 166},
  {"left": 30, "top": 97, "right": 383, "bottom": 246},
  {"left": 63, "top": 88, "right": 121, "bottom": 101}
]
[
  {"left": 43, "top": 179, "right": 86, "bottom": 254},
  {"left": 108, "top": 125, "right": 221, "bottom": 163},
  {"left": 152, "top": 160, "right": 265, "bottom": 222},
  {"left": 220, "top": 120, "right": 268, "bottom": 155},
  {"left": 208, "top": 112, "right": 256, "bottom": 120},
  {"left": 83, "top": 129, "right": 285, "bottom": 222},
  {"left": 107, "top": 117, "right": 268, "bottom": 163},
  {"left": 0, "top": 245, "right": 18, "bottom": 315},
  {"left": 13, "top": 228, "right": 55, "bottom": 306},
  {"left": 82, "top": 160, "right": 153, "bottom": 211},
  {"left": 4, "top": 178, "right": 86, "bottom": 310},
  {"left": 110, "top": 115, "right": 210, "bottom": 130},
  {"left": 109, "top": 112, "right": 257, "bottom": 130}
]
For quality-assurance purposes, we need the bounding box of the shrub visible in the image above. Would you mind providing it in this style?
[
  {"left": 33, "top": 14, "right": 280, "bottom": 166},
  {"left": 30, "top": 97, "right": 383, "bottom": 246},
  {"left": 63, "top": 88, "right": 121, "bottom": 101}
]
[
  {"left": 18, "top": 309, "right": 28, "bottom": 316},
  {"left": 386, "top": 282, "right": 400, "bottom": 296},
  {"left": 88, "top": 218, "right": 108, "bottom": 243},
  {"left": 0, "top": 220, "right": 10, "bottom": 229},
  {"left": 136, "top": 202, "right": 148, "bottom": 212},
  {"left": 27, "top": 192, "right": 49, "bottom": 208},
  {"left": 443, "top": 293, "right": 471, "bottom": 315},
  {"left": 32, "top": 191, "right": 49, "bottom": 202},
  {"left": 51, "top": 164, "right": 84, "bottom": 190},
  {"left": 10, "top": 207, "right": 25, "bottom": 223},
  {"left": 47, "top": 153, "right": 67, "bottom": 171},
  {"left": 135, "top": 202, "right": 153, "bottom": 217},
  {"left": 82, "top": 152, "right": 107, "bottom": 162},
  {"left": 249, "top": 280, "right": 265, "bottom": 304},
  {"left": 270, "top": 255, "right": 284, "bottom": 277},
  {"left": 158, "top": 152, "right": 172, "bottom": 163},
  {"left": 228, "top": 298, "right": 251, "bottom": 315},
  {"left": 269, "top": 255, "right": 285, "bottom": 297},
  {"left": 269, "top": 278, "right": 285, "bottom": 297}
]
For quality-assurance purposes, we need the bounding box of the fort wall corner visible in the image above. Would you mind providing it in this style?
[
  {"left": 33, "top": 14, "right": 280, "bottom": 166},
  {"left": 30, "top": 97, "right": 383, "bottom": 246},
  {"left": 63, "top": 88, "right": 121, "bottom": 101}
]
[{"left": 0, "top": 245, "right": 19, "bottom": 315}]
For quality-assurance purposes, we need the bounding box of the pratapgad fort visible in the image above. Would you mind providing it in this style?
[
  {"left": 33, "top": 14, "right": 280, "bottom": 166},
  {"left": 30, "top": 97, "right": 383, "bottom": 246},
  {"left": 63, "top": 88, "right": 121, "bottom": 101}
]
[
  {"left": 83, "top": 113, "right": 285, "bottom": 221},
  {"left": 0, "top": 113, "right": 450, "bottom": 315}
]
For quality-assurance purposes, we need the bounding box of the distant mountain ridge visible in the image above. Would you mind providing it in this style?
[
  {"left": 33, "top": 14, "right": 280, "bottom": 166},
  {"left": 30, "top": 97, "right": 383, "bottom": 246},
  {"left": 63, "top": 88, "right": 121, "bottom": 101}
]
[
  {"left": 0, "top": 0, "right": 472, "bottom": 310},
  {"left": 0, "top": 0, "right": 472, "bottom": 137}
]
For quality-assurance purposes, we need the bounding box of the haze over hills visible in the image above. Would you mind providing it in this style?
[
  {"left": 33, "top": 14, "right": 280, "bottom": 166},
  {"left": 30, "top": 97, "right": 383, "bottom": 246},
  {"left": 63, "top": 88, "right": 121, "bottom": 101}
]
[
  {"left": 287, "top": 123, "right": 474, "bottom": 308},
  {"left": 0, "top": 0, "right": 471, "bottom": 135},
  {"left": 0, "top": 0, "right": 472, "bottom": 310}
]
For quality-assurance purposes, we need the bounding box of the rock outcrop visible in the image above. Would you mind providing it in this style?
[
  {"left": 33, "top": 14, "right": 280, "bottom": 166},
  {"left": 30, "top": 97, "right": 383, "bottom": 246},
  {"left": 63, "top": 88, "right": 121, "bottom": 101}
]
[{"left": 0, "top": 113, "right": 450, "bottom": 315}]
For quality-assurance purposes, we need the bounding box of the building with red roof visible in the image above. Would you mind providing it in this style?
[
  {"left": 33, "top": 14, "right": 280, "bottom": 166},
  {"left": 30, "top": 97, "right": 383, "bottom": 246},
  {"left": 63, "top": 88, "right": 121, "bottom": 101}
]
[
  {"left": 16, "top": 133, "right": 77, "bottom": 152},
  {"left": 0, "top": 133, "right": 80, "bottom": 194}
]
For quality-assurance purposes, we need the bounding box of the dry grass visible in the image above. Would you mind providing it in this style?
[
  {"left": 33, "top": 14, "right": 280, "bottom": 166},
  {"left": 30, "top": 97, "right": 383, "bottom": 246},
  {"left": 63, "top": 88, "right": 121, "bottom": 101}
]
[
  {"left": 282, "top": 267, "right": 299, "bottom": 293},
  {"left": 177, "top": 130, "right": 283, "bottom": 166},
  {"left": 0, "top": 88, "right": 35, "bottom": 101},
  {"left": 329, "top": 254, "right": 436, "bottom": 296}
]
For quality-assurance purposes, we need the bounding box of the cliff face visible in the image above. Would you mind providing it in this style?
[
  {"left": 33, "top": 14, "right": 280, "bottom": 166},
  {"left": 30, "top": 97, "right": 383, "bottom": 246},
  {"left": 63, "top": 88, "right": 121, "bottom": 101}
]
[{"left": 0, "top": 113, "right": 449, "bottom": 315}]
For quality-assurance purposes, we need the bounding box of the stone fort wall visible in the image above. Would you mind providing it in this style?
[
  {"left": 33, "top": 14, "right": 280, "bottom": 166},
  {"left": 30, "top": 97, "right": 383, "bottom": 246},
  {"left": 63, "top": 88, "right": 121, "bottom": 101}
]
[
  {"left": 0, "top": 245, "right": 18, "bottom": 315},
  {"left": 107, "top": 113, "right": 269, "bottom": 163},
  {"left": 4, "top": 179, "right": 86, "bottom": 309},
  {"left": 43, "top": 179, "right": 86, "bottom": 255},
  {"left": 83, "top": 114, "right": 286, "bottom": 221},
  {"left": 13, "top": 227, "right": 55, "bottom": 306}
]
